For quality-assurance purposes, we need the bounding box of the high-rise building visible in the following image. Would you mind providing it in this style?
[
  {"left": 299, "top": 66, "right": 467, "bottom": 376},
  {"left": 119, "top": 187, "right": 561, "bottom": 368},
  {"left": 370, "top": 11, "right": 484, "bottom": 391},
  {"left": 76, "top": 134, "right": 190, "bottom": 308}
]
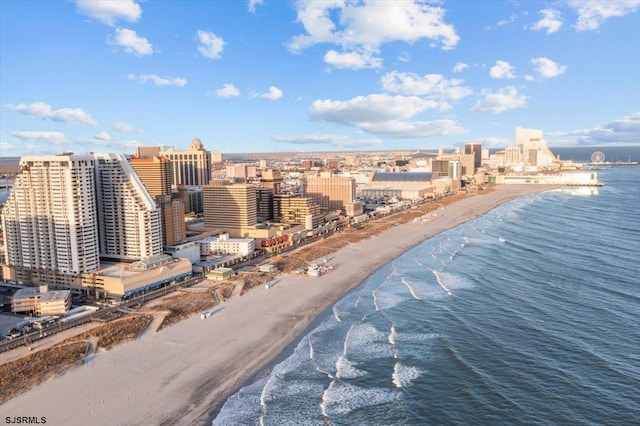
[
  {"left": 156, "top": 194, "right": 186, "bottom": 247},
  {"left": 514, "top": 127, "right": 556, "bottom": 167},
  {"left": 304, "top": 172, "right": 356, "bottom": 212},
  {"left": 465, "top": 143, "right": 482, "bottom": 171},
  {"left": 129, "top": 155, "right": 172, "bottom": 198},
  {"left": 202, "top": 181, "right": 257, "bottom": 233},
  {"left": 260, "top": 169, "right": 283, "bottom": 194},
  {"left": 94, "top": 153, "right": 163, "bottom": 261},
  {"left": 1, "top": 154, "right": 100, "bottom": 276},
  {"left": 130, "top": 153, "right": 186, "bottom": 248},
  {"left": 256, "top": 187, "right": 274, "bottom": 222},
  {"left": 161, "top": 138, "right": 212, "bottom": 187},
  {"left": 273, "top": 194, "right": 323, "bottom": 228}
]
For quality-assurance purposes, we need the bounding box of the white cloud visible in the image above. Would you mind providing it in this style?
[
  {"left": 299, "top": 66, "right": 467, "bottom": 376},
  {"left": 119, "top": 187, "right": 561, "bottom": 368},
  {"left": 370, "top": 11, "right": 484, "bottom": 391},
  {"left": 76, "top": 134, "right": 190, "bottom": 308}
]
[
  {"left": 452, "top": 62, "right": 468, "bottom": 73},
  {"left": 379, "top": 71, "right": 472, "bottom": 109},
  {"left": 213, "top": 83, "right": 241, "bottom": 98},
  {"left": 272, "top": 133, "right": 383, "bottom": 148},
  {"left": 75, "top": 0, "right": 142, "bottom": 26},
  {"left": 531, "top": 9, "right": 563, "bottom": 34},
  {"left": 490, "top": 60, "right": 516, "bottom": 79},
  {"left": 12, "top": 131, "right": 68, "bottom": 144},
  {"left": 288, "top": 1, "right": 459, "bottom": 69},
  {"left": 550, "top": 112, "right": 640, "bottom": 145},
  {"left": 308, "top": 93, "right": 465, "bottom": 138},
  {"left": 567, "top": 0, "right": 640, "bottom": 31},
  {"left": 6, "top": 102, "right": 97, "bottom": 126},
  {"left": 113, "top": 121, "right": 136, "bottom": 132},
  {"left": 529, "top": 57, "right": 567, "bottom": 79},
  {"left": 197, "top": 30, "right": 225, "bottom": 59},
  {"left": 310, "top": 93, "right": 437, "bottom": 124},
  {"left": 248, "top": 0, "right": 263, "bottom": 13},
  {"left": 398, "top": 52, "right": 411, "bottom": 63},
  {"left": 471, "top": 86, "right": 528, "bottom": 114},
  {"left": 127, "top": 74, "right": 187, "bottom": 87},
  {"left": 323, "top": 50, "right": 382, "bottom": 69},
  {"left": 252, "top": 86, "right": 283, "bottom": 100},
  {"left": 485, "top": 14, "right": 519, "bottom": 30},
  {"left": 356, "top": 119, "right": 466, "bottom": 138},
  {"left": 108, "top": 28, "right": 153, "bottom": 56},
  {"left": 77, "top": 131, "right": 112, "bottom": 145},
  {"left": 272, "top": 134, "right": 348, "bottom": 145}
]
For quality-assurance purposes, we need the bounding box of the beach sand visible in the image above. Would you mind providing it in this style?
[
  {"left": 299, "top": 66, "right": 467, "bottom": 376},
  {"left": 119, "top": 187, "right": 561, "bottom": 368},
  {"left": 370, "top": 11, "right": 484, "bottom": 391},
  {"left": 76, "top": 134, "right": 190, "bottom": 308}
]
[{"left": 0, "top": 185, "right": 548, "bottom": 426}]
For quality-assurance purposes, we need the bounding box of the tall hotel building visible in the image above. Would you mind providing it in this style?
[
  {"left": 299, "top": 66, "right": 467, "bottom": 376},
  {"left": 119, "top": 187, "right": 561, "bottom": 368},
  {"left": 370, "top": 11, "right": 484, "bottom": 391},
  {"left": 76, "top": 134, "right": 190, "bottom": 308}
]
[
  {"left": 94, "top": 153, "right": 162, "bottom": 261},
  {"left": 1, "top": 154, "right": 100, "bottom": 277},
  {"left": 161, "top": 138, "right": 212, "bottom": 187},
  {"left": 202, "top": 181, "right": 257, "bottom": 236},
  {"left": 303, "top": 172, "right": 356, "bottom": 212},
  {"left": 464, "top": 143, "right": 482, "bottom": 171},
  {"left": 130, "top": 152, "right": 186, "bottom": 247}
]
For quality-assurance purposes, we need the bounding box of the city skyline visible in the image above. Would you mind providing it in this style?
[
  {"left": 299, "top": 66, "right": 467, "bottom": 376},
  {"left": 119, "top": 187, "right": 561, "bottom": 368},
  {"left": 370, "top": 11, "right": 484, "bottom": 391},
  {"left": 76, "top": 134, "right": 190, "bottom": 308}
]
[{"left": 1, "top": 0, "right": 639, "bottom": 157}]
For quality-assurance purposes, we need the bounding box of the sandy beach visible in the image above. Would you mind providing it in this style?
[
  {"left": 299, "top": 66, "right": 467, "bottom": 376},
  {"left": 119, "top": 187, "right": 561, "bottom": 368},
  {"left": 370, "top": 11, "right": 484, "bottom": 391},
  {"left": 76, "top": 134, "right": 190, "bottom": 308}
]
[{"left": 1, "top": 185, "right": 548, "bottom": 426}]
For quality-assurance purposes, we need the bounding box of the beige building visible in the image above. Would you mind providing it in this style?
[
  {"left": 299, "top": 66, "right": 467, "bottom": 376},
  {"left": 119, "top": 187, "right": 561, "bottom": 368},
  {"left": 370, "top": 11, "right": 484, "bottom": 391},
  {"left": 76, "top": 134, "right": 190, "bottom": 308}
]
[
  {"left": 129, "top": 155, "right": 172, "bottom": 198},
  {"left": 360, "top": 172, "right": 434, "bottom": 200},
  {"left": 11, "top": 286, "right": 71, "bottom": 315},
  {"left": 273, "top": 194, "right": 323, "bottom": 228},
  {"left": 439, "top": 151, "right": 475, "bottom": 178},
  {"left": 92, "top": 256, "right": 192, "bottom": 298},
  {"left": 304, "top": 172, "right": 356, "bottom": 212},
  {"left": 157, "top": 194, "right": 186, "bottom": 247},
  {"left": 202, "top": 181, "right": 257, "bottom": 236},
  {"left": 161, "top": 138, "right": 212, "bottom": 187}
]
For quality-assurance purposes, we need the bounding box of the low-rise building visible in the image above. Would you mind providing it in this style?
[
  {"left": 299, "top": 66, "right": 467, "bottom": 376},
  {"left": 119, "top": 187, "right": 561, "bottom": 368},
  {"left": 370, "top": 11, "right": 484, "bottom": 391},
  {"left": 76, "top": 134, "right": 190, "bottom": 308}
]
[
  {"left": 198, "top": 234, "right": 255, "bottom": 258},
  {"left": 10, "top": 286, "right": 71, "bottom": 315}
]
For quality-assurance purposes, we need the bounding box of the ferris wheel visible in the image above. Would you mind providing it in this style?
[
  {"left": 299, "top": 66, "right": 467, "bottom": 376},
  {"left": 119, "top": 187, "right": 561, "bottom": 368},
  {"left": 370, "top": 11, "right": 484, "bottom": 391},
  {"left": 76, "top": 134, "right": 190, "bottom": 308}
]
[{"left": 591, "top": 151, "right": 605, "bottom": 163}]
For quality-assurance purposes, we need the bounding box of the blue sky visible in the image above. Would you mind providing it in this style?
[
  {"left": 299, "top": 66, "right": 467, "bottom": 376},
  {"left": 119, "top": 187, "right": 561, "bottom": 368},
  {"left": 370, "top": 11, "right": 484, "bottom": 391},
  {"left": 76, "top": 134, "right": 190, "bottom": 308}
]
[{"left": 1, "top": 0, "right": 639, "bottom": 156}]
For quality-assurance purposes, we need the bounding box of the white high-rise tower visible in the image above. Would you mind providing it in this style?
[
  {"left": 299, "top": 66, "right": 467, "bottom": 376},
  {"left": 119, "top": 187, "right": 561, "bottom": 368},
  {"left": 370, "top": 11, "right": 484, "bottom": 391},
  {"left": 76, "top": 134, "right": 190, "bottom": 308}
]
[
  {"left": 94, "top": 153, "right": 163, "bottom": 261},
  {"left": 1, "top": 154, "right": 100, "bottom": 274}
]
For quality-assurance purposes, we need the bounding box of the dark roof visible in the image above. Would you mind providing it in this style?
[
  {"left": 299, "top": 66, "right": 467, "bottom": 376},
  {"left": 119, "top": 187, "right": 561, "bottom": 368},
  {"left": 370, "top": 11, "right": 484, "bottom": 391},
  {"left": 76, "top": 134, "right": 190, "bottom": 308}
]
[{"left": 371, "top": 172, "right": 433, "bottom": 182}]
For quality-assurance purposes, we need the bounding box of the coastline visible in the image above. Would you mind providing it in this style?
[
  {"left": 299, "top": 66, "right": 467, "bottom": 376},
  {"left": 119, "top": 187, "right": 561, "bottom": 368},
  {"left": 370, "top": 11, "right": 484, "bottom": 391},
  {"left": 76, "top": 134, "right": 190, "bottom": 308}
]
[{"left": 0, "top": 185, "right": 549, "bottom": 426}]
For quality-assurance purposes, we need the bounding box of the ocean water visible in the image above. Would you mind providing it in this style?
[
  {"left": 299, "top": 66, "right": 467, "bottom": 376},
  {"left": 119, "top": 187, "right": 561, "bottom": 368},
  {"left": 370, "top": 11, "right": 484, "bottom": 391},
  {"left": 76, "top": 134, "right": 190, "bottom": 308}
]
[{"left": 213, "top": 162, "right": 640, "bottom": 425}]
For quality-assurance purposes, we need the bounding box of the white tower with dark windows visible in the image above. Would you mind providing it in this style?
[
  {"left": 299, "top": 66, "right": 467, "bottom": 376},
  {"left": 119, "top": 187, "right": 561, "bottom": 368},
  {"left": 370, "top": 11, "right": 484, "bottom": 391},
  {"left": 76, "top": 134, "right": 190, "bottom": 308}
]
[
  {"left": 1, "top": 154, "right": 100, "bottom": 274},
  {"left": 94, "top": 153, "right": 163, "bottom": 261}
]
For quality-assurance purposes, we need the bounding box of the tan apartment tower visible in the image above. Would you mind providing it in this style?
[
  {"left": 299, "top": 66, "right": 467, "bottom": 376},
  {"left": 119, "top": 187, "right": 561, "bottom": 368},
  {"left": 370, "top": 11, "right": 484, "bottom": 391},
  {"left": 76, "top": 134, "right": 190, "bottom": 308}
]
[
  {"left": 465, "top": 143, "right": 482, "bottom": 171},
  {"left": 273, "top": 194, "right": 324, "bottom": 229},
  {"left": 129, "top": 155, "right": 172, "bottom": 198},
  {"left": 304, "top": 172, "right": 356, "bottom": 212},
  {"left": 161, "top": 138, "right": 212, "bottom": 187},
  {"left": 202, "top": 181, "right": 257, "bottom": 236}
]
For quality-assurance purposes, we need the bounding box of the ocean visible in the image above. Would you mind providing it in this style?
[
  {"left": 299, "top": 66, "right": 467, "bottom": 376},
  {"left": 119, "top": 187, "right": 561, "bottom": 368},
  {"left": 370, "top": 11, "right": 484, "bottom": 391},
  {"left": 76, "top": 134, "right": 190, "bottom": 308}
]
[{"left": 213, "top": 148, "right": 640, "bottom": 425}]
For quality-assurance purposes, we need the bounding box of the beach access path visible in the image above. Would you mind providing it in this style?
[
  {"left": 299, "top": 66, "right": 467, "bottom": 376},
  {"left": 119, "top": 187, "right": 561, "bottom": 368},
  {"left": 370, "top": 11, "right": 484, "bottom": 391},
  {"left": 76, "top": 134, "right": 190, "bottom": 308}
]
[{"left": 0, "top": 185, "right": 548, "bottom": 426}]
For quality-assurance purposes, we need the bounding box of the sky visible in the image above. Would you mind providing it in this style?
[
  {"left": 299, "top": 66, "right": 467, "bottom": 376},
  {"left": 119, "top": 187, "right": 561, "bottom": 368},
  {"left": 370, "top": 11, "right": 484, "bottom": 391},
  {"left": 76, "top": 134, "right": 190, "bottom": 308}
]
[{"left": 1, "top": 0, "right": 639, "bottom": 156}]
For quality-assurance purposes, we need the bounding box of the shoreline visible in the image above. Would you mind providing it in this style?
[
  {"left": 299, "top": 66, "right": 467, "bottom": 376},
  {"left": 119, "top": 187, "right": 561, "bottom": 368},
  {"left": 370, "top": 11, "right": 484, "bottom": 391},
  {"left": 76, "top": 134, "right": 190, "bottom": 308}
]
[{"left": 1, "top": 185, "right": 550, "bottom": 426}]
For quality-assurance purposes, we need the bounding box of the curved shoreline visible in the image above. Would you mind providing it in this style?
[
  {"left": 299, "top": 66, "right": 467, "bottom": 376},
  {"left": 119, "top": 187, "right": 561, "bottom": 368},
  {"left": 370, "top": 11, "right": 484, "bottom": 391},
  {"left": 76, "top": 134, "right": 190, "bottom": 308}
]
[{"left": 1, "top": 186, "right": 550, "bottom": 426}]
